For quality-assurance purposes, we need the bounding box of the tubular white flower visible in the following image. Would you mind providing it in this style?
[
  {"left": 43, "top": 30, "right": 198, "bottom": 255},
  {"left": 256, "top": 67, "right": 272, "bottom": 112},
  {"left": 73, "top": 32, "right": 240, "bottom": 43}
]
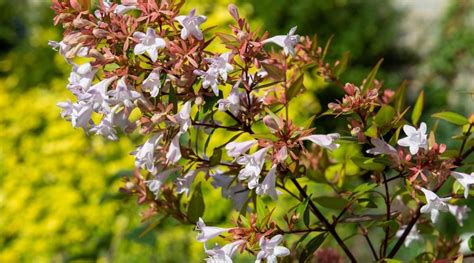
[
  {"left": 255, "top": 234, "right": 290, "bottom": 263},
  {"left": 196, "top": 217, "right": 231, "bottom": 242},
  {"left": 204, "top": 240, "right": 245, "bottom": 263},
  {"left": 68, "top": 63, "right": 96, "bottom": 96},
  {"left": 142, "top": 69, "right": 162, "bottom": 97},
  {"left": 81, "top": 76, "right": 117, "bottom": 112},
  {"left": 176, "top": 100, "right": 192, "bottom": 133},
  {"left": 420, "top": 187, "right": 451, "bottom": 223},
  {"left": 225, "top": 139, "right": 257, "bottom": 158},
  {"left": 175, "top": 9, "right": 207, "bottom": 40},
  {"left": 195, "top": 52, "right": 233, "bottom": 96},
  {"left": 71, "top": 101, "right": 94, "bottom": 131},
  {"left": 451, "top": 171, "right": 474, "bottom": 199},
  {"left": 397, "top": 122, "right": 428, "bottom": 155},
  {"left": 237, "top": 147, "right": 269, "bottom": 189},
  {"left": 133, "top": 28, "right": 166, "bottom": 62},
  {"left": 107, "top": 76, "right": 141, "bottom": 109},
  {"left": 366, "top": 138, "right": 397, "bottom": 156},
  {"left": 90, "top": 109, "right": 118, "bottom": 141},
  {"left": 262, "top": 26, "right": 299, "bottom": 56},
  {"left": 256, "top": 164, "right": 281, "bottom": 200},
  {"left": 300, "top": 133, "right": 340, "bottom": 151},
  {"left": 132, "top": 133, "right": 164, "bottom": 174},
  {"left": 217, "top": 82, "right": 241, "bottom": 116},
  {"left": 166, "top": 135, "right": 182, "bottom": 164}
]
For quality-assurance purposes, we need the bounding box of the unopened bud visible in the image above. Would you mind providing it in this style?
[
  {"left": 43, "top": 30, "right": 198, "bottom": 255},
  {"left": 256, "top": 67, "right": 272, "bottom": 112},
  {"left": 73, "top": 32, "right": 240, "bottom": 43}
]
[
  {"left": 125, "top": 181, "right": 136, "bottom": 190},
  {"left": 263, "top": 115, "right": 281, "bottom": 133},
  {"left": 195, "top": 96, "right": 204, "bottom": 106},
  {"left": 93, "top": 28, "right": 109, "bottom": 38}
]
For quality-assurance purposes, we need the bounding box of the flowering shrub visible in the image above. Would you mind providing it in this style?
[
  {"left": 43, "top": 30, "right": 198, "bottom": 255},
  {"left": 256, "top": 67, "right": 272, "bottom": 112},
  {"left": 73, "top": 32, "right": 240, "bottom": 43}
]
[{"left": 51, "top": 0, "right": 474, "bottom": 261}]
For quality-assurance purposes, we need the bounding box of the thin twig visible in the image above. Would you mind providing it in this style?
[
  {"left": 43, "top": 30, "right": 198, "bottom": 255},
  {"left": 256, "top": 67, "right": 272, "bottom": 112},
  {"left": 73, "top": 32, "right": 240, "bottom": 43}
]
[{"left": 290, "top": 178, "right": 357, "bottom": 263}]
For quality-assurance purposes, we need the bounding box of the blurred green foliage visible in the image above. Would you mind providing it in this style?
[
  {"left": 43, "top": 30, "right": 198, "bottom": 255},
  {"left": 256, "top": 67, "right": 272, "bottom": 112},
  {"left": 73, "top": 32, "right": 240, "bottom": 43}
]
[{"left": 0, "top": 0, "right": 472, "bottom": 261}]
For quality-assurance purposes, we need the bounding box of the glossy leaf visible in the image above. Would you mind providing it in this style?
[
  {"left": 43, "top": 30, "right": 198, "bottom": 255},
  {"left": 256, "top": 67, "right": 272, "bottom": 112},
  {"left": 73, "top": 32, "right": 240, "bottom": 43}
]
[
  {"left": 411, "top": 90, "right": 424, "bottom": 126},
  {"left": 314, "top": 196, "right": 349, "bottom": 210},
  {"left": 432, "top": 111, "right": 468, "bottom": 126},
  {"left": 374, "top": 105, "right": 395, "bottom": 127},
  {"left": 299, "top": 233, "right": 326, "bottom": 262}
]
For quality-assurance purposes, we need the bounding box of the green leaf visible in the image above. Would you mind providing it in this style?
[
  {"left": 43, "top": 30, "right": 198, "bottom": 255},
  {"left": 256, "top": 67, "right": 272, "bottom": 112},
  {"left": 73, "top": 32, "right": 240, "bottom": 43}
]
[
  {"left": 352, "top": 183, "right": 377, "bottom": 197},
  {"left": 187, "top": 182, "right": 205, "bottom": 223},
  {"left": 299, "top": 233, "right": 326, "bottom": 262},
  {"left": 362, "top": 58, "right": 383, "bottom": 92},
  {"left": 286, "top": 74, "right": 304, "bottom": 101},
  {"left": 374, "top": 105, "right": 395, "bottom": 127},
  {"left": 411, "top": 90, "right": 424, "bottom": 126},
  {"left": 313, "top": 196, "right": 349, "bottom": 210},
  {"left": 333, "top": 51, "right": 350, "bottom": 77},
  {"left": 104, "top": 63, "right": 120, "bottom": 72},
  {"left": 322, "top": 35, "right": 334, "bottom": 61},
  {"left": 256, "top": 197, "right": 266, "bottom": 225},
  {"left": 209, "top": 148, "right": 222, "bottom": 166},
  {"left": 351, "top": 156, "right": 385, "bottom": 171},
  {"left": 364, "top": 125, "right": 378, "bottom": 138},
  {"left": 432, "top": 111, "right": 468, "bottom": 126},
  {"left": 394, "top": 80, "right": 408, "bottom": 113}
]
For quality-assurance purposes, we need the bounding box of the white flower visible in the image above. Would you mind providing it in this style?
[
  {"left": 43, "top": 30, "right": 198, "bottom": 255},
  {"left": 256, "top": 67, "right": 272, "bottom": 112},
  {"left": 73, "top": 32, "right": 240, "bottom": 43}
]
[
  {"left": 194, "top": 68, "right": 219, "bottom": 96},
  {"left": 145, "top": 168, "right": 178, "bottom": 199},
  {"left": 300, "top": 133, "right": 340, "bottom": 151},
  {"left": 397, "top": 122, "right": 428, "bottom": 155},
  {"left": 451, "top": 171, "right": 474, "bottom": 198},
  {"left": 90, "top": 109, "right": 118, "bottom": 141},
  {"left": 142, "top": 69, "right": 162, "bottom": 97},
  {"left": 225, "top": 139, "right": 257, "bottom": 158},
  {"left": 196, "top": 217, "right": 230, "bottom": 242},
  {"left": 205, "top": 240, "right": 245, "bottom": 263},
  {"left": 176, "top": 170, "right": 199, "bottom": 196},
  {"left": 237, "top": 147, "right": 269, "bottom": 189},
  {"left": 132, "top": 133, "right": 163, "bottom": 174},
  {"left": 57, "top": 99, "right": 74, "bottom": 120},
  {"left": 176, "top": 100, "right": 192, "bottom": 133},
  {"left": 133, "top": 28, "right": 166, "bottom": 62},
  {"left": 115, "top": 0, "right": 138, "bottom": 15},
  {"left": 175, "top": 9, "right": 207, "bottom": 40},
  {"left": 206, "top": 52, "right": 233, "bottom": 81},
  {"left": 448, "top": 204, "right": 470, "bottom": 226},
  {"left": 107, "top": 76, "right": 141, "bottom": 109},
  {"left": 256, "top": 164, "right": 281, "bottom": 200},
  {"left": 81, "top": 76, "right": 117, "bottom": 112},
  {"left": 395, "top": 225, "right": 422, "bottom": 247},
  {"left": 71, "top": 101, "right": 94, "bottom": 131},
  {"left": 67, "top": 63, "right": 96, "bottom": 96},
  {"left": 366, "top": 138, "right": 397, "bottom": 156},
  {"left": 217, "top": 82, "right": 241, "bottom": 115},
  {"left": 166, "top": 135, "right": 182, "bottom": 164},
  {"left": 195, "top": 52, "right": 234, "bottom": 96},
  {"left": 48, "top": 40, "right": 89, "bottom": 60},
  {"left": 420, "top": 187, "right": 451, "bottom": 223},
  {"left": 262, "top": 26, "right": 299, "bottom": 56},
  {"left": 255, "top": 235, "right": 290, "bottom": 263}
]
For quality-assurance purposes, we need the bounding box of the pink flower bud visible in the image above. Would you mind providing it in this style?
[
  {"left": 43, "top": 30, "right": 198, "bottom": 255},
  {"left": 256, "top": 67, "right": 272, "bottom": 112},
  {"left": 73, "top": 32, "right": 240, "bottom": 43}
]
[{"left": 228, "top": 4, "right": 240, "bottom": 21}]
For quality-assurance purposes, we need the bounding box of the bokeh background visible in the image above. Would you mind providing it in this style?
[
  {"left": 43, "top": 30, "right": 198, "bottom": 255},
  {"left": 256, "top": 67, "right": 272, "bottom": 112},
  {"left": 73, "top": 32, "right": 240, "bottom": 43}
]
[{"left": 0, "top": 0, "right": 473, "bottom": 262}]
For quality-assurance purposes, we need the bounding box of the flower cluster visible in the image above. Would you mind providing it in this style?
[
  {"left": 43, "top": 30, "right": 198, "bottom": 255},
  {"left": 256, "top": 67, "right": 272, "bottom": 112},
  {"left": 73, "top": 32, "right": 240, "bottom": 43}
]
[{"left": 52, "top": 0, "right": 474, "bottom": 261}]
